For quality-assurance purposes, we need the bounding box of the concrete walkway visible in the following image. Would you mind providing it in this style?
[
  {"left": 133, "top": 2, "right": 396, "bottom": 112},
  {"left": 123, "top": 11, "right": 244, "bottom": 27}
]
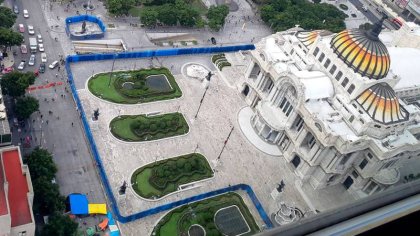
[{"left": 238, "top": 106, "right": 282, "bottom": 156}]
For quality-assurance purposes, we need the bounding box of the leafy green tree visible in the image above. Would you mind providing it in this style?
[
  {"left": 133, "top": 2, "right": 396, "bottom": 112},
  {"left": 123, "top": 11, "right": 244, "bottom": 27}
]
[
  {"left": 41, "top": 213, "right": 78, "bottom": 236},
  {"left": 33, "top": 177, "right": 65, "bottom": 215},
  {"left": 140, "top": 9, "right": 159, "bottom": 26},
  {"left": 359, "top": 22, "right": 373, "bottom": 31},
  {"left": 106, "top": 0, "right": 136, "bottom": 15},
  {"left": 0, "top": 27, "right": 23, "bottom": 47},
  {"left": 206, "top": 5, "right": 229, "bottom": 31},
  {"left": 157, "top": 4, "right": 178, "bottom": 26},
  {"left": 26, "top": 147, "right": 57, "bottom": 181},
  {"left": 0, "top": 7, "right": 17, "bottom": 28},
  {"left": 0, "top": 72, "right": 35, "bottom": 97},
  {"left": 15, "top": 96, "right": 39, "bottom": 120}
]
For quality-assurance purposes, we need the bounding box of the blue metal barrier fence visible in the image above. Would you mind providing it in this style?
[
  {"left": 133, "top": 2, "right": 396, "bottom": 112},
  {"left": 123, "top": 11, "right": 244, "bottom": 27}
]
[
  {"left": 65, "top": 45, "right": 273, "bottom": 228},
  {"left": 65, "top": 15, "right": 106, "bottom": 40}
]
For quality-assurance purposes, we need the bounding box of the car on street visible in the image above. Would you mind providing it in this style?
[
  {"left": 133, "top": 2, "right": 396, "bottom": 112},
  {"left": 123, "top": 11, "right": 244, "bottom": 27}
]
[
  {"left": 23, "top": 9, "right": 29, "bottom": 18},
  {"left": 37, "top": 34, "right": 43, "bottom": 43},
  {"left": 39, "top": 63, "right": 46, "bottom": 73},
  {"left": 362, "top": 5, "right": 368, "bottom": 11},
  {"left": 13, "top": 5, "right": 19, "bottom": 14},
  {"left": 41, "top": 53, "right": 47, "bottom": 63},
  {"left": 211, "top": 37, "right": 216, "bottom": 45},
  {"left": 20, "top": 44, "right": 27, "bottom": 54},
  {"left": 28, "top": 25, "right": 35, "bottom": 35},
  {"left": 28, "top": 54, "right": 36, "bottom": 66},
  {"left": 49, "top": 60, "right": 59, "bottom": 69},
  {"left": 17, "top": 61, "right": 25, "bottom": 70},
  {"left": 39, "top": 44, "right": 44, "bottom": 52},
  {"left": 18, "top": 24, "right": 25, "bottom": 33}
]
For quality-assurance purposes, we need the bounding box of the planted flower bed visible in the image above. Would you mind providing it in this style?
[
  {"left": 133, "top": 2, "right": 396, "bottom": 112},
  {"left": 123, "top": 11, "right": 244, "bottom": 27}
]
[
  {"left": 212, "top": 54, "right": 231, "bottom": 71},
  {"left": 88, "top": 67, "right": 182, "bottom": 104},
  {"left": 110, "top": 112, "right": 189, "bottom": 142},
  {"left": 131, "top": 153, "right": 213, "bottom": 199},
  {"left": 152, "top": 192, "right": 259, "bottom": 236}
]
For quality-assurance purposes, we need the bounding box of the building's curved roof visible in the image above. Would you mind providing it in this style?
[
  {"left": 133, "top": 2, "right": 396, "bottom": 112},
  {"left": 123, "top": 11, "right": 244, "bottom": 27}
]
[
  {"left": 356, "top": 83, "right": 409, "bottom": 124},
  {"left": 296, "top": 31, "right": 319, "bottom": 48},
  {"left": 330, "top": 18, "right": 390, "bottom": 80}
]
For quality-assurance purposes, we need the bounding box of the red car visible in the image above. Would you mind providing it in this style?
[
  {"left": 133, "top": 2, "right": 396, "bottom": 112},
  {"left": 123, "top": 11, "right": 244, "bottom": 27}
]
[
  {"left": 2, "top": 66, "right": 14, "bottom": 74},
  {"left": 20, "top": 44, "right": 27, "bottom": 54}
]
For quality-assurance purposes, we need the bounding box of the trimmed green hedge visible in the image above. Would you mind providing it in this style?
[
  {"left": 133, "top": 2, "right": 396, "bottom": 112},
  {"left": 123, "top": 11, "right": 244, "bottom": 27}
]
[
  {"left": 211, "top": 54, "right": 225, "bottom": 63},
  {"left": 131, "top": 153, "right": 213, "bottom": 199},
  {"left": 153, "top": 192, "right": 260, "bottom": 236},
  {"left": 110, "top": 113, "right": 189, "bottom": 142},
  {"left": 88, "top": 67, "right": 182, "bottom": 104}
]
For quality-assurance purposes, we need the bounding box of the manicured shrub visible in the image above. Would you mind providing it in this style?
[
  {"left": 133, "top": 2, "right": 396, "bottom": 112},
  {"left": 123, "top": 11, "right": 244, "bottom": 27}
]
[{"left": 150, "top": 123, "right": 158, "bottom": 132}]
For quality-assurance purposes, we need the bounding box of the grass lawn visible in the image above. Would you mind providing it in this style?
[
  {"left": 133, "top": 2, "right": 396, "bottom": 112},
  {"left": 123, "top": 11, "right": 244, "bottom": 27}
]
[
  {"left": 110, "top": 113, "right": 189, "bottom": 142},
  {"left": 154, "top": 192, "right": 260, "bottom": 236},
  {"left": 131, "top": 153, "right": 213, "bottom": 199},
  {"left": 87, "top": 67, "right": 181, "bottom": 104}
]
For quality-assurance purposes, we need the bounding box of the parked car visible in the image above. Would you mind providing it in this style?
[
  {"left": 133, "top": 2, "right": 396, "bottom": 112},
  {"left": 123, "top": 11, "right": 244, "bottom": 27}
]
[
  {"left": 20, "top": 44, "right": 27, "bottom": 54},
  {"left": 37, "top": 34, "right": 43, "bottom": 43},
  {"left": 13, "top": 5, "right": 19, "bottom": 14},
  {"left": 17, "top": 61, "right": 25, "bottom": 70},
  {"left": 211, "top": 37, "right": 216, "bottom": 45},
  {"left": 39, "top": 63, "right": 46, "bottom": 73},
  {"left": 23, "top": 9, "right": 29, "bottom": 18},
  {"left": 28, "top": 25, "right": 35, "bottom": 35},
  {"left": 41, "top": 53, "right": 47, "bottom": 63},
  {"left": 18, "top": 24, "right": 25, "bottom": 33},
  {"left": 38, "top": 44, "right": 44, "bottom": 52},
  {"left": 28, "top": 54, "right": 35, "bottom": 66},
  {"left": 49, "top": 60, "right": 59, "bottom": 69},
  {"left": 2, "top": 67, "right": 14, "bottom": 74}
]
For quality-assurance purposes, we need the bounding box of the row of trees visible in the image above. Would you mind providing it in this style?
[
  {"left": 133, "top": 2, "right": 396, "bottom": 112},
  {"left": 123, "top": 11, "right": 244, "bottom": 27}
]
[
  {"left": 0, "top": 4, "right": 23, "bottom": 49},
  {"left": 259, "top": 0, "right": 347, "bottom": 33},
  {"left": 26, "top": 148, "right": 78, "bottom": 235}
]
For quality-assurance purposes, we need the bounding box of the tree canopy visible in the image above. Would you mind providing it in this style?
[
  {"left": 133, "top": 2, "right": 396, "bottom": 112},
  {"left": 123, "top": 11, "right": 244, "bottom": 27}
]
[
  {"left": 15, "top": 96, "right": 39, "bottom": 120},
  {"left": 106, "top": 0, "right": 136, "bottom": 15},
  {"left": 0, "top": 71, "right": 36, "bottom": 97},
  {"left": 41, "top": 213, "right": 78, "bottom": 236},
  {"left": 33, "top": 177, "right": 65, "bottom": 215},
  {"left": 26, "top": 147, "right": 57, "bottom": 181},
  {"left": 206, "top": 5, "right": 229, "bottom": 31},
  {"left": 260, "top": 0, "right": 346, "bottom": 33},
  {"left": 0, "top": 27, "right": 23, "bottom": 47},
  {"left": 0, "top": 6, "right": 17, "bottom": 28}
]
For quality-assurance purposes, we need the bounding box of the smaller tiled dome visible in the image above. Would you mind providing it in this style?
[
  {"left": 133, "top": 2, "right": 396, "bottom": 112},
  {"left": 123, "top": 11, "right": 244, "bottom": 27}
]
[
  {"left": 330, "top": 17, "right": 390, "bottom": 80},
  {"left": 296, "top": 31, "right": 319, "bottom": 48},
  {"left": 356, "top": 83, "right": 409, "bottom": 124}
]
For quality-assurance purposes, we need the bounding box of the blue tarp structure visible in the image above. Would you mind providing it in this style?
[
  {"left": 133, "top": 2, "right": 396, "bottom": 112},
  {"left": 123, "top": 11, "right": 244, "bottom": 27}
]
[{"left": 69, "top": 194, "right": 89, "bottom": 214}]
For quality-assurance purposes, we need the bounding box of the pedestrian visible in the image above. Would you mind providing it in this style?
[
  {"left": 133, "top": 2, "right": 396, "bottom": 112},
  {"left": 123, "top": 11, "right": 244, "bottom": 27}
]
[
  {"left": 41, "top": 115, "right": 43, "bottom": 119},
  {"left": 33, "top": 119, "right": 35, "bottom": 123},
  {"left": 55, "top": 73, "right": 58, "bottom": 78},
  {"left": 71, "top": 122, "right": 74, "bottom": 126},
  {"left": 46, "top": 120, "right": 49, "bottom": 125}
]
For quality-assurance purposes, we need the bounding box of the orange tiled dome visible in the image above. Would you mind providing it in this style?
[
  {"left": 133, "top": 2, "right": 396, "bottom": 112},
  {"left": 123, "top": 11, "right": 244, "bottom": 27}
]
[
  {"left": 330, "top": 18, "right": 390, "bottom": 80},
  {"left": 356, "top": 83, "right": 409, "bottom": 124},
  {"left": 296, "top": 31, "right": 319, "bottom": 48}
]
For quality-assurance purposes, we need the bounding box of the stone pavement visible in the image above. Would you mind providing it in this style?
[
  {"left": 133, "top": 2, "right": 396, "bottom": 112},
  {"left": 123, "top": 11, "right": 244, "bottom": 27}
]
[{"left": 72, "top": 55, "right": 309, "bottom": 234}]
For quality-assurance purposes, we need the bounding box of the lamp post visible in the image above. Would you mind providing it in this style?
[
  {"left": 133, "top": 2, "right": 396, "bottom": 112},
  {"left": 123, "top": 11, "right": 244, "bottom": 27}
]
[
  {"left": 194, "top": 72, "right": 213, "bottom": 119},
  {"left": 108, "top": 54, "right": 117, "bottom": 87}
]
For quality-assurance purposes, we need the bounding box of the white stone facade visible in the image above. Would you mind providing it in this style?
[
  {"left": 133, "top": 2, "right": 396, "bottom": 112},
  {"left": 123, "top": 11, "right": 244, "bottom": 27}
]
[{"left": 238, "top": 27, "right": 420, "bottom": 198}]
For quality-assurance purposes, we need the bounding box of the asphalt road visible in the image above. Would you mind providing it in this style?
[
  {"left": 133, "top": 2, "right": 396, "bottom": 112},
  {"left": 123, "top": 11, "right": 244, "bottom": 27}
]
[
  {"left": 4, "top": 0, "right": 107, "bottom": 227},
  {"left": 349, "top": 0, "right": 399, "bottom": 30}
]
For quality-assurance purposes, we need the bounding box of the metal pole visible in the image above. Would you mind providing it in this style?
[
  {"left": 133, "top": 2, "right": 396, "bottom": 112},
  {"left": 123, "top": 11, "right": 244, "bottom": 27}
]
[
  {"left": 217, "top": 126, "right": 234, "bottom": 160},
  {"left": 108, "top": 55, "right": 116, "bottom": 87},
  {"left": 194, "top": 86, "right": 209, "bottom": 119}
]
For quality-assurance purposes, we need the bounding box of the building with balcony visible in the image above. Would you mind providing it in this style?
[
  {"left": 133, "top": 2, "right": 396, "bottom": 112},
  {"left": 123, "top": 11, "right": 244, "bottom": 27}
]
[
  {"left": 0, "top": 146, "right": 35, "bottom": 236},
  {"left": 238, "top": 18, "right": 420, "bottom": 198}
]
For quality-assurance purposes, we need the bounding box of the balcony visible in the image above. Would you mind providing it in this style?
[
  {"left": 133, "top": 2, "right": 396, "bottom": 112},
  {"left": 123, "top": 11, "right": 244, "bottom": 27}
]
[{"left": 373, "top": 168, "right": 400, "bottom": 186}]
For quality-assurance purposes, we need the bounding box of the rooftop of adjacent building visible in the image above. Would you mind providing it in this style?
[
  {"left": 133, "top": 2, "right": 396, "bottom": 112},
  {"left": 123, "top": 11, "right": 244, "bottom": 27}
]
[{"left": 0, "top": 148, "right": 32, "bottom": 227}]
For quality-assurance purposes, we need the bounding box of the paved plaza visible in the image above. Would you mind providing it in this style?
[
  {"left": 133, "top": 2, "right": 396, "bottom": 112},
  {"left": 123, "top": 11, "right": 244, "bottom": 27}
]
[{"left": 72, "top": 54, "right": 310, "bottom": 234}]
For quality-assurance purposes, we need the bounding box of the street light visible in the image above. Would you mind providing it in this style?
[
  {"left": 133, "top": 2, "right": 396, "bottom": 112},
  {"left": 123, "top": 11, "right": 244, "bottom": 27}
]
[
  {"left": 194, "top": 72, "right": 213, "bottom": 119},
  {"left": 108, "top": 54, "right": 117, "bottom": 87}
]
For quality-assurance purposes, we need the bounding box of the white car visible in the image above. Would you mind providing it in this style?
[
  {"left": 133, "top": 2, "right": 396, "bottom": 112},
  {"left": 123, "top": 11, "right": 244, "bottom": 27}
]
[
  {"left": 37, "top": 34, "right": 43, "bottom": 43},
  {"left": 23, "top": 9, "right": 29, "bottom": 18},
  {"left": 17, "top": 61, "right": 25, "bottom": 70},
  {"left": 28, "top": 25, "right": 34, "bottom": 35},
  {"left": 49, "top": 60, "right": 59, "bottom": 69},
  {"left": 38, "top": 44, "right": 44, "bottom": 52},
  {"left": 41, "top": 53, "right": 47, "bottom": 63},
  {"left": 28, "top": 54, "right": 36, "bottom": 66}
]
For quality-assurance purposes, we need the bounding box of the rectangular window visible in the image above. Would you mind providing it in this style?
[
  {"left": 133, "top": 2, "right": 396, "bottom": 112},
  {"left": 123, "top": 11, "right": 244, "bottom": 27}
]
[
  {"left": 318, "top": 53, "right": 325, "bottom": 62},
  {"left": 308, "top": 136, "right": 316, "bottom": 148},
  {"left": 352, "top": 171, "right": 359, "bottom": 179},
  {"left": 339, "top": 153, "right": 351, "bottom": 165},
  {"left": 295, "top": 116, "right": 304, "bottom": 132},
  {"left": 341, "top": 77, "right": 349, "bottom": 87},
  {"left": 347, "top": 84, "right": 355, "bottom": 94},
  {"left": 279, "top": 97, "right": 287, "bottom": 109},
  {"left": 285, "top": 105, "right": 293, "bottom": 117},
  {"left": 280, "top": 135, "right": 290, "bottom": 151},
  {"left": 383, "top": 159, "right": 397, "bottom": 169},
  {"left": 313, "top": 47, "right": 320, "bottom": 56},
  {"left": 335, "top": 71, "right": 343, "bottom": 81},
  {"left": 329, "top": 65, "right": 337, "bottom": 74},
  {"left": 324, "top": 59, "right": 331, "bottom": 68},
  {"left": 359, "top": 158, "right": 368, "bottom": 170},
  {"left": 282, "top": 101, "right": 291, "bottom": 113},
  {"left": 367, "top": 152, "right": 373, "bottom": 159}
]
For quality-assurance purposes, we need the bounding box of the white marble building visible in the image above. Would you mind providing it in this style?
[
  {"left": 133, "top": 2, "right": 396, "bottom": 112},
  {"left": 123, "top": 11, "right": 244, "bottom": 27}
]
[{"left": 238, "top": 19, "right": 420, "bottom": 198}]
